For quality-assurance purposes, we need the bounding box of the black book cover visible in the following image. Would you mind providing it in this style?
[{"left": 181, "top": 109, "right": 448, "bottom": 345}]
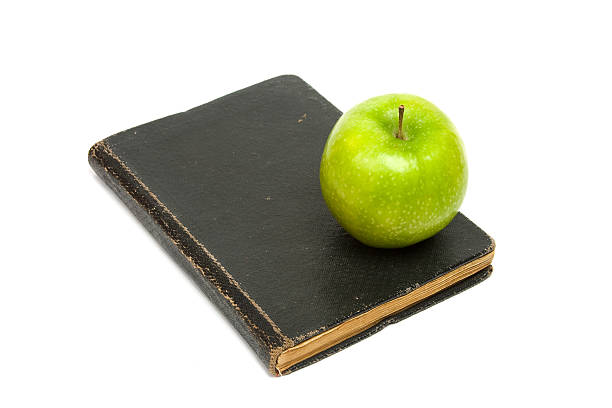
[{"left": 88, "top": 75, "right": 495, "bottom": 375}]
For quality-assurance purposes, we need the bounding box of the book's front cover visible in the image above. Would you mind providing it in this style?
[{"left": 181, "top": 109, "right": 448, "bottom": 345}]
[{"left": 89, "top": 75, "right": 494, "bottom": 375}]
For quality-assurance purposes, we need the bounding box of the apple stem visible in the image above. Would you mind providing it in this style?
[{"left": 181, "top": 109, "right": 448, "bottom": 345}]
[{"left": 397, "top": 105, "right": 405, "bottom": 140}]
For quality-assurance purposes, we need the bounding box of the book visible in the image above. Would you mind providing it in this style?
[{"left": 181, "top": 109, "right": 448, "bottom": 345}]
[{"left": 88, "top": 75, "right": 495, "bottom": 376}]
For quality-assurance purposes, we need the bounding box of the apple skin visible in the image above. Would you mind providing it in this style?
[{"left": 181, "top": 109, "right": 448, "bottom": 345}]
[{"left": 320, "top": 94, "right": 467, "bottom": 248}]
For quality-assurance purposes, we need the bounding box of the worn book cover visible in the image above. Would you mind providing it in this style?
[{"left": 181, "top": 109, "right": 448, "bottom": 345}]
[{"left": 88, "top": 75, "right": 495, "bottom": 375}]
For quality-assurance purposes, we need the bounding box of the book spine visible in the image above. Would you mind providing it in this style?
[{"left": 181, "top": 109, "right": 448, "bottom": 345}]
[{"left": 88, "top": 141, "right": 291, "bottom": 375}]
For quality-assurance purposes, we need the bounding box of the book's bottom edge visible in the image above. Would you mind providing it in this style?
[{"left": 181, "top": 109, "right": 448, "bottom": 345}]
[{"left": 278, "top": 264, "right": 493, "bottom": 375}]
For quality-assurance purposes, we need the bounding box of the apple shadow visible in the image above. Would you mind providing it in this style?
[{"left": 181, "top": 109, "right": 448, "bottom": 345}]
[{"left": 300, "top": 214, "right": 466, "bottom": 323}]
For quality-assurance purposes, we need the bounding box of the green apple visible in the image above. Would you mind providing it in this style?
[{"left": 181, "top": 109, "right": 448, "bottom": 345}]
[{"left": 320, "top": 94, "right": 467, "bottom": 248}]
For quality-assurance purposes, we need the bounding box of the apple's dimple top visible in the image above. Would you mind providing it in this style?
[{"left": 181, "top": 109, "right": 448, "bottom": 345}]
[{"left": 91, "top": 75, "right": 494, "bottom": 373}]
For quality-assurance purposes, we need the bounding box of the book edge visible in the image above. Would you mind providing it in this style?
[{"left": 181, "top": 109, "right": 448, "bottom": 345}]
[
  {"left": 276, "top": 250, "right": 494, "bottom": 373},
  {"left": 88, "top": 140, "right": 293, "bottom": 375},
  {"left": 280, "top": 264, "right": 494, "bottom": 375},
  {"left": 288, "top": 227, "right": 496, "bottom": 344}
]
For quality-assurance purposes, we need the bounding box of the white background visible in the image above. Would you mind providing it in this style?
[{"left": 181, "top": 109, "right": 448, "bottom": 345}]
[{"left": 1, "top": 1, "right": 611, "bottom": 406}]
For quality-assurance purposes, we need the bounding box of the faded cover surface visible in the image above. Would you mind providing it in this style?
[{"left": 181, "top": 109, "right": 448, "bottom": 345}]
[{"left": 88, "top": 75, "right": 494, "bottom": 375}]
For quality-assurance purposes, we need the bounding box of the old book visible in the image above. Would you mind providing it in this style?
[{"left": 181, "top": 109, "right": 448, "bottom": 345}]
[{"left": 88, "top": 75, "right": 495, "bottom": 375}]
